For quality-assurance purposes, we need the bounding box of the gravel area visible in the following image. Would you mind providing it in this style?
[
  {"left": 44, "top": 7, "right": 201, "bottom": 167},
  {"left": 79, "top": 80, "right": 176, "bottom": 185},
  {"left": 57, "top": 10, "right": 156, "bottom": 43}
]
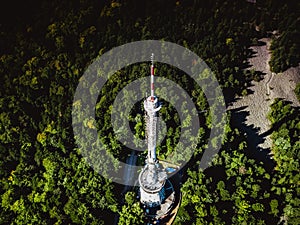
[{"left": 227, "top": 38, "right": 300, "bottom": 149}]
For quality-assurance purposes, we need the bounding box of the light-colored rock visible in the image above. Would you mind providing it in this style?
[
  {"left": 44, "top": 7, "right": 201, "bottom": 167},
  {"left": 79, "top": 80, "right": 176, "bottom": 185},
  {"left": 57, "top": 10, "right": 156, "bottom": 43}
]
[{"left": 227, "top": 38, "right": 300, "bottom": 149}]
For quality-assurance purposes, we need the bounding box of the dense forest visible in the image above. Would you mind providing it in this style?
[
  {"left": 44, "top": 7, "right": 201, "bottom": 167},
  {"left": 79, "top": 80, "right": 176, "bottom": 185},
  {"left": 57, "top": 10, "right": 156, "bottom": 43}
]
[{"left": 0, "top": 0, "right": 299, "bottom": 224}]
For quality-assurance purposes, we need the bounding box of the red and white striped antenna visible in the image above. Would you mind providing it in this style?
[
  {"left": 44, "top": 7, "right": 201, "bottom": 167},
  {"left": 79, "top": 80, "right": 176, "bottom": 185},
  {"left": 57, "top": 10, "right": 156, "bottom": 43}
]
[{"left": 150, "top": 53, "right": 155, "bottom": 101}]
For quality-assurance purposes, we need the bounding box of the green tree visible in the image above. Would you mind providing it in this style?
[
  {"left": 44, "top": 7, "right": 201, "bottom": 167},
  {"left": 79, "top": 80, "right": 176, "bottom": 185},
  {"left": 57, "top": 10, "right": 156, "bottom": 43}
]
[{"left": 118, "top": 192, "right": 145, "bottom": 225}]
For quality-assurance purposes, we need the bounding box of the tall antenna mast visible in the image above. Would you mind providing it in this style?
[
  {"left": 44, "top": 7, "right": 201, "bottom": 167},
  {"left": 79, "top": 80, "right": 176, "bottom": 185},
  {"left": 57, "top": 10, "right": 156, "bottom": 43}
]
[{"left": 150, "top": 53, "right": 155, "bottom": 101}]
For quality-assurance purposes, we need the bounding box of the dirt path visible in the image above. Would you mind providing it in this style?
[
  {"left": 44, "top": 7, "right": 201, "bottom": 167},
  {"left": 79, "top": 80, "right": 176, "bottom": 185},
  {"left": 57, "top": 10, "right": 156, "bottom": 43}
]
[{"left": 227, "top": 38, "right": 300, "bottom": 150}]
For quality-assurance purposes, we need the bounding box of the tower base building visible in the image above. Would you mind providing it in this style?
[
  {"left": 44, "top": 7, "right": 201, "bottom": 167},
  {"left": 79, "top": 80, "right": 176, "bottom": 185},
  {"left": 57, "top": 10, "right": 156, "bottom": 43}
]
[{"left": 139, "top": 163, "right": 166, "bottom": 208}]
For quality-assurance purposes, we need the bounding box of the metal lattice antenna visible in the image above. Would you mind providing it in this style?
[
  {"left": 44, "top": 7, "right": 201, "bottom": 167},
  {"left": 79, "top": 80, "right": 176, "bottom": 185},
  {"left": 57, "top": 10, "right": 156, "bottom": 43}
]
[
  {"left": 151, "top": 53, "right": 154, "bottom": 65},
  {"left": 150, "top": 53, "right": 155, "bottom": 100}
]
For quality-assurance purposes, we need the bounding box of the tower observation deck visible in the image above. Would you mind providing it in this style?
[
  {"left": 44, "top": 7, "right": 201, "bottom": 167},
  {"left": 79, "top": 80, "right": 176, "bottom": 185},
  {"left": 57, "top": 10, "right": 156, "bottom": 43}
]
[{"left": 138, "top": 55, "right": 177, "bottom": 222}]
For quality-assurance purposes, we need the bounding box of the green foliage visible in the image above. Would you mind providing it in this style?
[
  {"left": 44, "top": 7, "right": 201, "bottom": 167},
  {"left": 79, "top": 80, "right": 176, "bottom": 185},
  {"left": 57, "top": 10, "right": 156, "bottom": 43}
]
[
  {"left": 0, "top": 0, "right": 299, "bottom": 224},
  {"left": 269, "top": 23, "right": 300, "bottom": 73},
  {"left": 118, "top": 192, "right": 145, "bottom": 225},
  {"left": 267, "top": 99, "right": 300, "bottom": 224}
]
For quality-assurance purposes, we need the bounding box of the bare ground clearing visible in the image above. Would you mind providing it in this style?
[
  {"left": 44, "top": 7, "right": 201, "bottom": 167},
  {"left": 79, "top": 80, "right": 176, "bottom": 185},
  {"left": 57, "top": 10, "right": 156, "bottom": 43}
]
[{"left": 227, "top": 38, "right": 300, "bottom": 150}]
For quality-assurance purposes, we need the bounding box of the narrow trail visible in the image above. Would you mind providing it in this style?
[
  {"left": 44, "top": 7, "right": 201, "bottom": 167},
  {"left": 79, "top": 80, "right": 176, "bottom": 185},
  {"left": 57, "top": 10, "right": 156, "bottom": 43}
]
[{"left": 266, "top": 72, "right": 274, "bottom": 96}]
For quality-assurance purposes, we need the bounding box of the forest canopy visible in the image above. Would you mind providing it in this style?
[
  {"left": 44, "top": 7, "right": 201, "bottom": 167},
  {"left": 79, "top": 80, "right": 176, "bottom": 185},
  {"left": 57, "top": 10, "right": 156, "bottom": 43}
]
[{"left": 0, "top": 0, "right": 299, "bottom": 224}]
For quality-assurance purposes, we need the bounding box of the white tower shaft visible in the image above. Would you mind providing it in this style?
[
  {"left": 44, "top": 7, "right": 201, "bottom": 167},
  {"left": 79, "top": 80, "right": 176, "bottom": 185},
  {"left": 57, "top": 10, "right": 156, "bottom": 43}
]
[{"left": 139, "top": 53, "right": 166, "bottom": 209}]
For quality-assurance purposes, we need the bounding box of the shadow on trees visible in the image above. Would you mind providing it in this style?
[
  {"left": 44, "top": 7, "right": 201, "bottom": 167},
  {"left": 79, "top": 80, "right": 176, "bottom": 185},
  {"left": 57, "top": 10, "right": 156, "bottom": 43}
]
[{"left": 229, "top": 106, "right": 275, "bottom": 172}]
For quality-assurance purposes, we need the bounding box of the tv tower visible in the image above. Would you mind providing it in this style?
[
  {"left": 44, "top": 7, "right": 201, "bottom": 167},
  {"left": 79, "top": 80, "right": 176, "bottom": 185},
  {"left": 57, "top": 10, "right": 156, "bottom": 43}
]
[
  {"left": 138, "top": 53, "right": 167, "bottom": 209},
  {"left": 138, "top": 53, "right": 181, "bottom": 224},
  {"left": 135, "top": 54, "right": 179, "bottom": 224}
]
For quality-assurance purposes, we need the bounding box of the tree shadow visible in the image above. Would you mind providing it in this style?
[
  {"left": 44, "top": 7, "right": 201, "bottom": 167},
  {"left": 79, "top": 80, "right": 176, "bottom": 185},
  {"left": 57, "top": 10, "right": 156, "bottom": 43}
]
[
  {"left": 224, "top": 68, "right": 267, "bottom": 108},
  {"left": 256, "top": 39, "right": 267, "bottom": 46},
  {"left": 229, "top": 106, "right": 275, "bottom": 171}
]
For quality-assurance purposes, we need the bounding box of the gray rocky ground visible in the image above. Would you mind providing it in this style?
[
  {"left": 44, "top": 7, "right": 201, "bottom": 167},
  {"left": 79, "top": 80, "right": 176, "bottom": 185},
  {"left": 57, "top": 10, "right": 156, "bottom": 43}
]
[{"left": 227, "top": 38, "right": 300, "bottom": 150}]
